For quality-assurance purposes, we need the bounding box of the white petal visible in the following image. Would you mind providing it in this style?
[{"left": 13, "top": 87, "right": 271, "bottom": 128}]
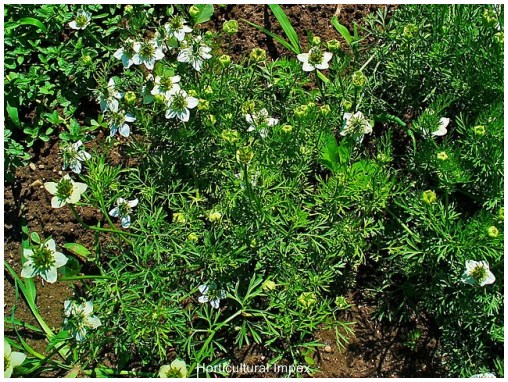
[
  {"left": 165, "top": 109, "right": 176, "bottom": 119},
  {"left": 125, "top": 113, "right": 136, "bottom": 123},
  {"left": 21, "top": 262, "right": 37, "bottom": 278},
  {"left": 44, "top": 182, "right": 58, "bottom": 195},
  {"left": 109, "top": 207, "right": 119, "bottom": 217},
  {"left": 42, "top": 267, "right": 58, "bottom": 283},
  {"left": 187, "top": 97, "right": 199, "bottom": 109},
  {"left": 69, "top": 21, "right": 78, "bottom": 29},
  {"left": 154, "top": 49, "right": 165, "bottom": 60},
  {"left": 83, "top": 301, "right": 94, "bottom": 315},
  {"left": 480, "top": 271, "right": 495, "bottom": 286},
  {"left": 51, "top": 196, "right": 66, "bottom": 208},
  {"left": 465, "top": 260, "right": 477, "bottom": 272},
  {"left": 128, "top": 199, "right": 139, "bottom": 208},
  {"left": 53, "top": 252, "right": 68, "bottom": 268},
  {"left": 302, "top": 62, "right": 315, "bottom": 72},
  {"left": 121, "top": 215, "right": 131, "bottom": 228},
  {"left": 144, "top": 59, "right": 155, "bottom": 70},
  {"left": 86, "top": 315, "right": 102, "bottom": 329},
  {"left": 132, "top": 54, "right": 142, "bottom": 65},
  {"left": 297, "top": 53, "right": 309, "bottom": 63},
  {"left": 9, "top": 352, "right": 26, "bottom": 368},
  {"left": 119, "top": 124, "right": 130, "bottom": 137},
  {"left": 22, "top": 248, "right": 33, "bottom": 260},
  {"left": 198, "top": 295, "right": 209, "bottom": 303},
  {"left": 4, "top": 341, "right": 11, "bottom": 357},
  {"left": 70, "top": 161, "right": 82, "bottom": 174},
  {"left": 198, "top": 285, "right": 209, "bottom": 294},
  {"left": 177, "top": 49, "right": 191, "bottom": 63},
  {"left": 177, "top": 109, "right": 190, "bottom": 122},
  {"left": 315, "top": 62, "right": 330, "bottom": 70},
  {"left": 210, "top": 299, "right": 220, "bottom": 309},
  {"left": 267, "top": 118, "right": 279, "bottom": 126},
  {"left": 113, "top": 48, "right": 124, "bottom": 60},
  {"left": 323, "top": 52, "right": 333, "bottom": 63},
  {"left": 192, "top": 59, "right": 203, "bottom": 72},
  {"left": 46, "top": 239, "right": 56, "bottom": 251}
]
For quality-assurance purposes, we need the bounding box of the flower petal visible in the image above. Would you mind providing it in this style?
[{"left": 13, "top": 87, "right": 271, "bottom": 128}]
[
  {"left": 297, "top": 53, "right": 309, "bottom": 63},
  {"left": 42, "top": 267, "right": 58, "bottom": 283},
  {"left": 44, "top": 182, "right": 58, "bottom": 195},
  {"left": 198, "top": 284, "right": 209, "bottom": 294},
  {"left": 119, "top": 124, "right": 130, "bottom": 137},
  {"left": 51, "top": 196, "right": 66, "bottom": 208},
  {"left": 53, "top": 252, "right": 69, "bottom": 268},
  {"left": 121, "top": 215, "right": 131, "bottom": 228},
  {"left": 187, "top": 97, "right": 199, "bottom": 109},
  {"left": 21, "top": 262, "right": 37, "bottom": 279},
  {"left": 10, "top": 351, "right": 27, "bottom": 368},
  {"left": 128, "top": 199, "right": 139, "bottom": 208}
]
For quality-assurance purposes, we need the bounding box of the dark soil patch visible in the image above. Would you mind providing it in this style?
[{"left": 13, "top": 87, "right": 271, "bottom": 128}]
[{"left": 4, "top": 4, "right": 444, "bottom": 378}]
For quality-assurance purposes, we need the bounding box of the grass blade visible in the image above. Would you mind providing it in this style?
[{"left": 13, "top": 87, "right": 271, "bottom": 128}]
[
  {"left": 331, "top": 16, "right": 352, "bottom": 45},
  {"left": 268, "top": 5, "right": 301, "bottom": 53},
  {"left": 241, "top": 18, "right": 296, "bottom": 54}
]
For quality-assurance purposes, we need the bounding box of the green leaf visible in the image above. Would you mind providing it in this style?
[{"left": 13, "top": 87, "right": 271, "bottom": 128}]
[
  {"left": 63, "top": 242, "right": 91, "bottom": 259},
  {"left": 268, "top": 5, "right": 301, "bottom": 53},
  {"left": 318, "top": 131, "right": 340, "bottom": 173},
  {"left": 30, "top": 232, "right": 41, "bottom": 244},
  {"left": 6, "top": 102, "right": 20, "bottom": 127},
  {"left": 331, "top": 16, "right": 352, "bottom": 45},
  {"left": 16, "top": 17, "right": 47, "bottom": 33},
  {"left": 191, "top": 4, "right": 214, "bottom": 25}
]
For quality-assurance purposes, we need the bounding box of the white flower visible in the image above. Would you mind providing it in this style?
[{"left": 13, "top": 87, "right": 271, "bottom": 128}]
[
  {"left": 421, "top": 117, "right": 450, "bottom": 137},
  {"left": 4, "top": 340, "right": 26, "bottom": 378},
  {"left": 470, "top": 373, "right": 497, "bottom": 378},
  {"left": 21, "top": 239, "right": 68, "bottom": 283},
  {"left": 245, "top": 108, "right": 278, "bottom": 138},
  {"left": 165, "top": 89, "right": 199, "bottom": 122},
  {"left": 461, "top": 260, "right": 495, "bottom": 286},
  {"left": 63, "top": 300, "right": 102, "bottom": 342},
  {"left": 297, "top": 47, "right": 333, "bottom": 72},
  {"left": 151, "top": 75, "right": 181, "bottom": 97},
  {"left": 113, "top": 38, "right": 136, "bottom": 69},
  {"left": 165, "top": 16, "right": 193, "bottom": 42},
  {"left": 132, "top": 39, "right": 165, "bottom": 70},
  {"left": 69, "top": 9, "right": 91, "bottom": 30},
  {"left": 62, "top": 141, "right": 91, "bottom": 174},
  {"left": 99, "top": 78, "right": 124, "bottom": 113},
  {"left": 107, "top": 102, "right": 135, "bottom": 138},
  {"left": 109, "top": 197, "right": 138, "bottom": 228},
  {"left": 340, "top": 111, "right": 373, "bottom": 142},
  {"left": 44, "top": 174, "right": 88, "bottom": 208},
  {"left": 177, "top": 36, "right": 212, "bottom": 72},
  {"left": 198, "top": 284, "right": 226, "bottom": 309},
  {"left": 158, "top": 359, "right": 188, "bottom": 378}
]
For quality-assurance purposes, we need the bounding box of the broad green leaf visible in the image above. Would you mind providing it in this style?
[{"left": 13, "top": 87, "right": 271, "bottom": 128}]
[
  {"left": 191, "top": 4, "right": 214, "bottom": 25},
  {"left": 16, "top": 17, "right": 47, "bottom": 33},
  {"left": 269, "top": 4, "right": 301, "bottom": 53},
  {"left": 331, "top": 16, "right": 352, "bottom": 45},
  {"left": 318, "top": 131, "right": 340, "bottom": 173},
  {"left": 6, "top": 102, "right": 20, "bottom": 127},
  {"left": 63, "top": 242, "right": 91, "bottom": 259},
  {"left": 242, "top": 19, "right": 296, "bottom": 54}
]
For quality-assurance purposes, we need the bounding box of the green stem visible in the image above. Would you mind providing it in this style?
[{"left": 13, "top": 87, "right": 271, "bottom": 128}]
[{"left": 386, "top": 207, "right": 415, "bottom": 236}]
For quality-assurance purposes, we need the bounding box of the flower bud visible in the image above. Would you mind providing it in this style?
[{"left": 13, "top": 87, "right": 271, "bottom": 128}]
[
  {"left": 208, "top": 211, "right": 222, "bottom": 223},
  {"left": 218, "top": 54, "right": 231, "bottom": 67},
  {"left": 189, "top": 5, "right": 200, "bottom": 17},
  {"left": 236, "top": 146, "right": 254, "bottom": 165},
  {"left": 498, "top": 207, "right": 504, "bottom": 221},
  {"left": 124, "top": 91, "right": 137, "bottom": 105},
  {"left": 320, "top": 104, "right": 331, "bottom": 115},
  {"left": 204, "top": 85, "right": 213, "bottom": 95},
  {"left": 188, "top": 233, "right": 198, "bottom": 242},
  {"left": 241, "top": 100, "right": 256, "bottom": 115},
  {"left": 173, "top": 212, "right": 186, "bottom": 223},
  {"left": 473, "top": 125, "right": 486, "bottom": 136},
  {"left": 188, "top": 89, "right": 198, "bottom": 97},
  {"left": 494, "top": 31, "right": 504, "bottom": 45},
  {"left": 482, "top": 8, "right": 498, "bottom": 28},
  {"left": 437, "top": 151, "right": 448, "bottom": 161},
  {"left": 487, "top": 225, "right": 499, "bottom": 238},
  {"left": 297, "top": 292, "right": 317, "bottom": 309},
  {"left": 294, "top": 104, "right": 309, "bottom": 119},
  {"left": 403, "top": 23, "right": 418, "bottom": 39},
  {"left": 281, "top": 124, "right": 293, "bottom": 133},
  {"left": 250, "top": 48, "right": 267, "bottom": 62},
  {"left": 311, "top": 36, "right": 321, "bottom": 46},
  {"left": 197, "top": 99, "right": 209, "bottom": 111},
  {"left": 206, "top": 114, "right": 216, "bottom": 125},
  {"left": 154, "top": 93, "right": 167, "bottom": 104},
  {"left": 124, "top": 5, "right": 133, "bottom": 14},
  {"left": 81, "top": 55, "right": 92, "bottom": 66},
  {"left": 223, "top": 19, "right": 239, "bottom": 34},
  {"left": 326, "top": 39, "right": 341, "bottom": 52},
  {"left": 221, "top": 129, "right": 239, "bottom": 143},
  {"left": 341, "top": 99, "right": 353, "bottom": 111},
  {"left": 352, "top": 70, "right": 367, "bottom": 88},
  {"left": 422, "top": 190, "right": 437, "bottom": 205},
  {"left": 262, "top": 280, "right": 276, "bottom": 292}
]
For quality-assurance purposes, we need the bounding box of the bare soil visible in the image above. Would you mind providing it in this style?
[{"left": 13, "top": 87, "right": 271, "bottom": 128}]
[{"left": 4, "top": 4, "right": 443, "bottom": 377}]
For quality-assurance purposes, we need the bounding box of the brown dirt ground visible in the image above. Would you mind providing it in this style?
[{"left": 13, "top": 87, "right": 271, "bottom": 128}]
[{"left": 4, "top": 4, "right": 443, "bottom": 378}]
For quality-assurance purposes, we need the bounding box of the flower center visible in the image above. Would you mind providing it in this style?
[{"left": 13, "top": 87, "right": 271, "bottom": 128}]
[
  {"left": 165, "top": 367, "right": 184, "bottom": 378},
  {"left": 470, "top": 265, "right": 487, "bottom": 283},
  {"left": 349, "top": 116, "right": 368, "bottom": 134},
  {"left": 76, "top": 14, "right": 88, "bottom": 27},
  {"left": 118, "top": 202, "right": 131, "bottom": 216},
  {"left": 308, "top": 48, "right": 324, "bottom": 66},
  {"left": 171, "top": 93, "right": 188, "bottom": 111},
  {"left": 170, "top": 16, "right": 184, "bottom": 30},
  {"left": 160, "top": 77, "right": 175, "bottom": 92},
  {"left": 32, "top": 245, "right": 55, "bottom": 269},
  {"left": 57, "top": 178, "right": 74, "bottom": 199},
  {"left": 123, "top": 40, "right": 135, "bottom": 56},
  {"left": 111, "top": 112, "right": 126, "bottom": 127},
  {"left": 140, "top": 42, "right": 155, "bottom": 59}
]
